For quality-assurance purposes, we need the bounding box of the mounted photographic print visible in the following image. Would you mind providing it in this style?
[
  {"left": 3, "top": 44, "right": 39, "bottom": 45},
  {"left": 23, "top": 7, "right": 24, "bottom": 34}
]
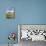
[
  {"left": 5, "top": 8, "right": 15, "bottom": 19},
  {"left": 18, "top": 24, "right": 46, "bottom": 41}
]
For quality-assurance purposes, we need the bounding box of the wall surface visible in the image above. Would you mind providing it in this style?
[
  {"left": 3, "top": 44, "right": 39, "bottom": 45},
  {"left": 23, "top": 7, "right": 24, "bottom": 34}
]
[
  {"left": 16, "top": 0, "right": 46, "bottom": 24},
  {"left": 0, "top": 0, "right": 46, "bottom": 44}
]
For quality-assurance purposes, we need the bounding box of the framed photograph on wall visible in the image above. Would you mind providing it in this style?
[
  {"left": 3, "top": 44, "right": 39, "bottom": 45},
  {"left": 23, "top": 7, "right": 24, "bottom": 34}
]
[
  {"left": 5, "top": 8, "right": 15, "bottom": 19},
  {"left": 18, "top": 24, "right": 46, "bottom": 42}
]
